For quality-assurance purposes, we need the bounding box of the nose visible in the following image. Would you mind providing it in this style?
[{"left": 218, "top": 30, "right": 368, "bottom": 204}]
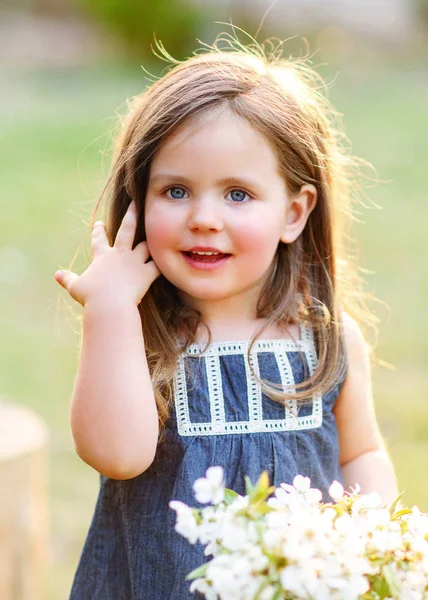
[{"left": 187, "top": 196, "right": 224, "bottom": 232}]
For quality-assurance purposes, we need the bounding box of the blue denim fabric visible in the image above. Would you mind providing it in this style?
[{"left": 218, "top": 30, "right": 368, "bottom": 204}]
[{"left": 69, "top": 336, "right": 345, "bottom": 599}]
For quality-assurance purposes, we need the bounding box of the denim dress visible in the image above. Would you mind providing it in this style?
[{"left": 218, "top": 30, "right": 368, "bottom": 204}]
[{"left": 69, "top": 325, "right": 345, "bottom": 600}]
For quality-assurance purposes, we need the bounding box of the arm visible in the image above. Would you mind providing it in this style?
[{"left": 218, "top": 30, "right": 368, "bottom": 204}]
[
  {"left": 55, "top": 202, "right": 161, "bottom": 480},
  {"left": 333, "top": 313, "right": 399, "bottom": 506},
  {"left": 71, "top": 301, "right": 159, "bottom": 480}
]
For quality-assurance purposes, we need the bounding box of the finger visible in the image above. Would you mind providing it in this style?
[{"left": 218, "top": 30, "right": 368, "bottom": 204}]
[
  {"left": 91, "top": 220, "right": 110, "bottom": 255},
  {"left": 114, "top": 201, "right": 138, "bottom": 250},
  {"left": 54, "top": 270, "right": 79, "bottom": 293},
  {"left": 144, "top": 260, "right": 161, "bottom": 285},
  {"left": 134, "top": 240, "right": 151, "bottom": 263}
]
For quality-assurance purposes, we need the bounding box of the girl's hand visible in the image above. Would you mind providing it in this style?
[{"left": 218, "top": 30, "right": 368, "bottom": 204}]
[{"left": 54, "top": 202, "right": 161, "bottom": 307}]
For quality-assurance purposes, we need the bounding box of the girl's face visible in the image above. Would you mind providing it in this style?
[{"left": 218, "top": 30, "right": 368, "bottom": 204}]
[{"left": 144, "top": 110, "right": 300, "bottom": 316}]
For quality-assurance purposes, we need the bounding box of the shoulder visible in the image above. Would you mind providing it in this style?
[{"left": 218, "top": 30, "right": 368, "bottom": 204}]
[
  {"left": 340, "top": 312, "right": 368, "bottom": 358},
  {"left": 333, "top": 312, "right": 384, "bottom": 466},
  {"left": 339, "top": 312, "right": 371, "bottom": 382}
]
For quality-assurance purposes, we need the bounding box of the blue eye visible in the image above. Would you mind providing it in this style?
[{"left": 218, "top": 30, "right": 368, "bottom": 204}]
[
  {"left": 228, "top": 189, "right": 248, "bottom": 203},
  {"left": 166, "top": 186, "right": 188, "bottom": 200}
]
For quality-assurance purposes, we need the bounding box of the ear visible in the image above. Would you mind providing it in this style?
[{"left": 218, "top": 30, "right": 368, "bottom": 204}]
[{"left": 280, "top": 184, "right": 317, "bottom": 244}]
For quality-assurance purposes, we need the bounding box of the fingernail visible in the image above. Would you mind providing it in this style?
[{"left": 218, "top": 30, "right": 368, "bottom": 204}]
[{"left": 93, "top": 221, "right": 103, "bottom": 227}]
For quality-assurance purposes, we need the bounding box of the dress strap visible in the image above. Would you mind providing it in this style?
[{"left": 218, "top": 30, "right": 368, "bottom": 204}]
[
  {"left": 299, "top": 323, "right": 314, "bottom": 344},
  {"left": 299, "top": 323, "right": 318, "bottom": 373}
]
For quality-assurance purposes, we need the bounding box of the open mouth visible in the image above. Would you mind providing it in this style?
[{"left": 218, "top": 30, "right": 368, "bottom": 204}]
[
  {"left": 180, "top": 251, "right": 232, "bottom": 270},
  {"left": 182, "top": 251, "right": 231, "bottom": 262}
]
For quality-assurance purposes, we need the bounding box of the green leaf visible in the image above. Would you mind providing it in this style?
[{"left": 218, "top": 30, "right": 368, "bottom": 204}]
[
  {"left": 257, "top": 471, "right": 270, "bottom": 490},
  {"left": 251, "top": 502, "right": 274, "bottom": 516},
  {"left": 249, "top": 471, "right": 275, "bottom": 504},
  {"left": 272, "top": 585, "right": 284, "bottom": 600},
  {"left": 382, "top": 564, "right": 401, "bottom": 597},
  {"left": 224, "top": 488, "right": 239, "bottom": 504},
  {"left": 245, "top": 475, "right": 255, "bottom": 496},
  {"left": 389, "top": 491, "right": 404, "bottom": 516},
  {"left": 391, "top": 508, "right": 413, "bottom": 520},
  {"left": 186, "top": 562, "right": 209, "bottom": 580},
  {"left": 371, "top": 574, "right": 391, "bottom": 598},
  {"left": 192, "top": 508, "right": 203, "bottom": 524},
  {"left": 254, "top": 579, "right": 272, "bottom": 600}
]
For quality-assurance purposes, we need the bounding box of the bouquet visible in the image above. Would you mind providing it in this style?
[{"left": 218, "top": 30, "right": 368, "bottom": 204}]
[{"left": 170, "top": 467, "right": 428, "bottom": 600}]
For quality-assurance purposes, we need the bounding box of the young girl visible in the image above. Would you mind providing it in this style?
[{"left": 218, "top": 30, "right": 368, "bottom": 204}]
[{"left": 55, "top": 39, "right": 398, "bottom": 599}]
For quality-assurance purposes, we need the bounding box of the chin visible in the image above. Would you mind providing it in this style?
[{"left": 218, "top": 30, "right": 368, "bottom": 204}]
[
  {"left": 173, "top": 283, "right": 233, "bottom": 302},
  {"left": 183, "top": 290, "right": 231, "bottom": 302}
]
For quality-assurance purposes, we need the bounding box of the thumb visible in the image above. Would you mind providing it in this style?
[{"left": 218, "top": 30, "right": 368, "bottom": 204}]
[
  {"left": 146, "top": 260, "right": 161, "bottom": 284},
  {"left": 54, "top": 270, "right": 79, "bottom": 293}
]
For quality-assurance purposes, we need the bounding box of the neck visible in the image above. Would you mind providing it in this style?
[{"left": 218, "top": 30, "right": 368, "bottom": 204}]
[
  {"left": 178, "top": 288, "right": 299, "bottom": 344},
  {"left": 179, "top": 292, "right": 257, "bottom": 340},
  {"left": 180, "top": 296, "right": 297, "bottom": 344}
]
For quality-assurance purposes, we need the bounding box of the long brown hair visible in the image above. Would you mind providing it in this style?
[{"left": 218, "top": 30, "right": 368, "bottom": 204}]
[{"left": 94, "top": 38, "right": 376, "bottom": 437}]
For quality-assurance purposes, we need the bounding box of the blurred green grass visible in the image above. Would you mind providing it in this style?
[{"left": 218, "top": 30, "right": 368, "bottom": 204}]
[{"left": 1, "top": 60, "right": 427, "bottom": 598}]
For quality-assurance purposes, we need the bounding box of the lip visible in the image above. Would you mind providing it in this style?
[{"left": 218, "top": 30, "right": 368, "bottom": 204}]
[
  {"left": 185, "top": 246, "right": 230, "bottom": 254},
  {"left": 180, "top": 248, "right": 232, "bottom": 271}
]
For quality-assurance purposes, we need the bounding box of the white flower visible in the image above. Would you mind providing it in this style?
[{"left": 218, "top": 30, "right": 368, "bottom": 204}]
[
  {"left": 351, "top": 492, "right": 382, "bottom": 514},
  {"left": 263, "top": 527, "right": 282, "bottom": 551},
  {"left": 190, "top": 578, "right": 218, "bottom": 600},
  {"left": 169, "top": 501, "right": 199, "bottom": 544},
  {"left": 207, "top": 553, "right": 263, "bottom": 599},
  {"left": 258, "top": 585, "right": 277, "bottom": 600},
  {"left": 226, "top": 494, "right": 249, "bottom": 514},
  {"left": 349, "top": 482, "right": 361, "bottom": 495},
  {"left": 328, "top": 480, "right": 345, "bottom": 501},
  {"left": 334, "top": 513, "right": 355, "bottom": 535},
  {"left": 173, "top": 471, "right": 428, "bottom": 600},
  {"left": 269, "top": 477, "right": 322, "bottom": 511},
  {"left": 406, "top": 505, "right": 428, "bottom": 537},
  {"left": 284, "top": 475, "right": 323, "bottom": 504},
  {"left": 325, "top": 573, "right": 369, "bottom": 600},
  {"left": 193, "top": 466, "right": 225, "bottom": 505},
  {"left": 369, "top": 527, "right": 402, "bottom": 553},
  {"left": 322, "top": 507, "right": 337, "bottom": 523},
  {"left": 267, "top": 486, "right": 290, "bottom": 509},
  {"left": 198, "top": 504, "right": 228, "bottom": 555},
  {"left": 282, "top": 532, "right": 316, "bottom": 562},
  {"left": 280, "top": 564, "right": 307, "bottom": 596},
  {"left": 221, "top": 519, "right": 253, "bottom": 552},
  {"left": 281, "top": 474, "right": 309, "bottom": 492}
]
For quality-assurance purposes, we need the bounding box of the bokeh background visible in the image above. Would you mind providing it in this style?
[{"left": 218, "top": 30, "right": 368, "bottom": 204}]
[{"left": 1, "top": 0, "right": 427, "bottom": 597}]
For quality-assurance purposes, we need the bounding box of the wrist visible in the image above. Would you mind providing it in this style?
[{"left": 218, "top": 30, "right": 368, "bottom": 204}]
[
  {"left": 84, "top": 297, "right": 139, "bottom": 314},
  {"left": 82, "top": 299, "right": 142, "bottom": 327}
]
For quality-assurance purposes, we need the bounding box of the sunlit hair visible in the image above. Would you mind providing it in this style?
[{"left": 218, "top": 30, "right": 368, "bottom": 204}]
[{"left": 94, "top": 34, "right": 377, "bottom": 439}]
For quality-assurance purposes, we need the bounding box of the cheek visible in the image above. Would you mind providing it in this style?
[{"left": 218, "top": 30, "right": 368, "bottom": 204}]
[
  {"left": 144, "top": 204, "right": 177, "bottom": 261},
  {"left": 232, "top": 217, "right": 281, "bottom": 259}
]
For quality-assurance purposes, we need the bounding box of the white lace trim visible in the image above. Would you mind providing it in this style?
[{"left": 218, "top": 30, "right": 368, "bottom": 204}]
[
  {"left": 206, "top": 354, "right": 226, "bottom": 424},
  {"left": 173, "top": 325, "right": 322, "bottom": 437}
]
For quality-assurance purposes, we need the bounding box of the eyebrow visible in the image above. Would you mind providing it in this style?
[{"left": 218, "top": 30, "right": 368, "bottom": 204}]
[{"left": 149, "top": 173, "right": 264, "bottom": 190}]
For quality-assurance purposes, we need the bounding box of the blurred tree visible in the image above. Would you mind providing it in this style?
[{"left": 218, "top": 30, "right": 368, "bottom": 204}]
[
  {"left": 414, "top": 0, "right": 428, "bottom": 25},
  {"left": 78, "top": 0, "right": 209, "bottom": 61}
]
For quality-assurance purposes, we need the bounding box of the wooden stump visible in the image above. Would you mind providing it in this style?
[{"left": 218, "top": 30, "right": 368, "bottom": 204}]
[{"left": 0, "top": 400, "right": 50, "bottom": 600}]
